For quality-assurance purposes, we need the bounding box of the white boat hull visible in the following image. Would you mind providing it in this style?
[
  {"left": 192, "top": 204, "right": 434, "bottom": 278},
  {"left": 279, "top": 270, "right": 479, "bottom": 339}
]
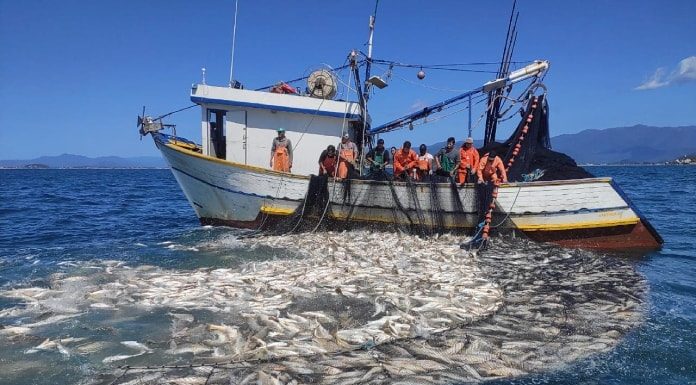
[{"left": 155, "top": 135, "right": 662, "bottom": 250}]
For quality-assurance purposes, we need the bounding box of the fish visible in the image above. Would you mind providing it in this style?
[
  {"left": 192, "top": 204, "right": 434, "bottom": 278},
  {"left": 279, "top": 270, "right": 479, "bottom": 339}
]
[
  {"left": 121, "top": 340, "right": 152, "bottom": 353},
  {"left": 102, "top": 353, "right": 143, "bottom": 363},
  {"left": 0, "top": 230, "right": 647, "bottom": 384}
]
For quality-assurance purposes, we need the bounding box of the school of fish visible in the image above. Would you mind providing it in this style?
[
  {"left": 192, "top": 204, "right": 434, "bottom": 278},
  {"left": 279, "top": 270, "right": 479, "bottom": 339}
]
[{"left": 0, "top": 230, "right": 646, "bottom": 385}]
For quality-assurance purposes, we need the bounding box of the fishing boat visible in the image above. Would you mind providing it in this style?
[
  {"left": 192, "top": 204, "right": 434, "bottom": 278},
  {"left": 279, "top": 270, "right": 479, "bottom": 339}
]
[{"left": 139, "top": 5, "right": 662, "bottom": 251}]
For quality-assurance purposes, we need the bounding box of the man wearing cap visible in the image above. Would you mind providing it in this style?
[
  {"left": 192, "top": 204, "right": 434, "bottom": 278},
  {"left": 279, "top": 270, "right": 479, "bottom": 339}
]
[
  {"left": 477, "top": 150, "right": 508, "bottom": 184},
  {"left": 270, "top": 128, "right": 293, "bottom": 172},
  {"left": 458, "top": 137, "right": 480, "bottom": 184},
  {"left": 337, "top": 133, "right": 358, "bottom": 179},
  {"left": 366, "top": 138, "right": 390, "bottom": 177},
  {"left": 318, "top": 144, "right": 337, "bottom": 177}
]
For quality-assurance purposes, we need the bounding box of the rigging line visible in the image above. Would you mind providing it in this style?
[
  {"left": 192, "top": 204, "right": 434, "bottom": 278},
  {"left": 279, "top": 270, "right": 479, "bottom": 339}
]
[
  {"left": 293, "top": 59, "right": 357, "bottom": 152},
  {"left": 371, "top": 59, "right": 534, "bottom": 67},
  {"left": 403, "top": 91, "right": 489, "bottom": 132},
  {"left": 373, "top": 59, "right": 499, "bottom": 73},
  {"left": 326, "top": 62, "right": 359, "bottom": 95},
  {"left": 290, "top": 97, "right": 327, "bottom": 151},
  {"left": 254, "top": 62, "right": 357, "bottom": 91},
  {"left": 491, "top": 185, "right": 522, "bottom": 228},
  {"left": 312, "top": 66, "right": 355, "bottom": 233},
  {"left": 155, "top": 104, "right": 197, "bottom": 121},
  {"left": 371, "top": 62, "right": 473, "bottom": 93},
  {"left": 409, "top": 96, "right": 488, "bottom": 129},
  {"left": 386, "top": 93, "right": 487, "bottom": 132},
  {"left": 401, "top": 66, "right": 498, "bottom": 74},
  {"left": 284, "top": 60, "right": 357, "bottom": 233}
]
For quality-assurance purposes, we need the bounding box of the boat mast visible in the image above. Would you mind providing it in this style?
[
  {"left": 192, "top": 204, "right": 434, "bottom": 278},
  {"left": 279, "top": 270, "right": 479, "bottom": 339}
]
[
  {"left": 228, "top": 0, "right": 240, "bottom": 87},
  {"left": 364, "top": 0, "right": 379, "bottom": 102},
  {"left": 484, "top": 0, "right": 518, "bottom": 146},
  {"left": 355, "top": 0, "right": 379, "bottom": 175}
]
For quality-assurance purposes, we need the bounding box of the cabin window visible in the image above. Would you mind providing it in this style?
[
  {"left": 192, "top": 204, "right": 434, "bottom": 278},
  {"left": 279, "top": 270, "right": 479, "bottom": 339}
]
[{"left": 207, "top": 109, "right": 226, "bottom": 159}]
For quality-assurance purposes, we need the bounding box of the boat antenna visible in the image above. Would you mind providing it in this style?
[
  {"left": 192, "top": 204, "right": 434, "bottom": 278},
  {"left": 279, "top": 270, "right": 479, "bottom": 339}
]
[
  {"left": 228, "top": 0, "right": 240, "bottom": 87},
  {"left": 484, "top": 0, "right": 518, "bottom": 146},
  {"left": 363, "top": 0, "right": 379, "bottom": 102}
]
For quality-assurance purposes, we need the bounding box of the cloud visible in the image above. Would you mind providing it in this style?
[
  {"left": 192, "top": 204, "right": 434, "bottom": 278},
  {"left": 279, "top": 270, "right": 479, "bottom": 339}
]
[{"left": 635, "top": 56, "right": 696, "bottom": 90}]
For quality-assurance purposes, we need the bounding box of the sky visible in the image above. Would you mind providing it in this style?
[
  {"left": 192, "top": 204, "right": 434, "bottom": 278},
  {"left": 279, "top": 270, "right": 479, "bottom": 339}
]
[{"left": 0, "top": 0, "right": 695, "bottom": 159}]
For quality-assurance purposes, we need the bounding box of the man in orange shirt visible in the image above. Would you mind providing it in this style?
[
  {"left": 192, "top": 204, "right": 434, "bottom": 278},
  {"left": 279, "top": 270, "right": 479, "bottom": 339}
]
[
  {"left": 337, "top": 133, "right": 358, "bottom": 179},
  {"left": 393, "top": 141, "right": 418, "bottom": 179},
  {"left": 458, "top": 137, "right": 480, "bottom": 184},
  {"left": 477, "top": 150, "right": 508, "bottom": 184},
  {"left": 269, "top": 128, "right": 293, "bottom": 172}
]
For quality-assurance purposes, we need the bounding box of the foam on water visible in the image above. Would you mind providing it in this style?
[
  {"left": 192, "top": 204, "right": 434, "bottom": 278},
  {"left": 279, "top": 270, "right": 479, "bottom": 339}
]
[{"left": 0, "top": 230, "right": 645, "bottom": 385}]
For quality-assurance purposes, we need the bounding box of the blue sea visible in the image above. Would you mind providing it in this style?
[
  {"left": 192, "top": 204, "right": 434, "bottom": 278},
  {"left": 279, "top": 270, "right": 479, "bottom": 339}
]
[{"left": 0, "top": 166, "right": 694, "bottom": 385}]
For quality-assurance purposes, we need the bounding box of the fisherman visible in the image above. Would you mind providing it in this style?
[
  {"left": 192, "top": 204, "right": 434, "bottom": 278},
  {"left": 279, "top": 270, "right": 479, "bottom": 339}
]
[
  {"left": 477, "top": 150, "right": 508, "bottom": 184},
  {"left": 393, "top": 141, "right": 418, "bottom": 179},
  {"left": 270, "top": 128, "right": 292, "bottom": 172},
  {"left": 337, "top": 133, "right": 358, "bottom": 179},
  {"left": 366, "top": 138, "right": 390, "bottom": 176},
  {"left": 415, "top": 144, "right": 433, "bottom": 181},
  {"left": 458, "top": 137, "right": 480, "bottom": 184},
  {"left": 317, "top": 144, "right": 337, "bottom": 177},
  {"left": 434, "top": 137, "right": 460, "bottom": 179}
]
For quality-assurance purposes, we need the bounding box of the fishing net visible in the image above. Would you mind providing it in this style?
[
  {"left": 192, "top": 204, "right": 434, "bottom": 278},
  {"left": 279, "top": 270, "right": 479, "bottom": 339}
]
[
  {"left": 259, "top": 94, "right": 594, "bottom": 249},
  {"left": 480, "top": 95, "right": 594, "bottom": 182},
  {"left": 258, "top": 172, "right": 473, "bottom": 240}
]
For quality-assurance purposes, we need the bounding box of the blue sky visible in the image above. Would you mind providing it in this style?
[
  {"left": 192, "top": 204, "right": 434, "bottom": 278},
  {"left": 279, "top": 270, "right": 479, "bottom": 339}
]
[{"left": 0, "top": 0, "right": 694, "bottom": 159}]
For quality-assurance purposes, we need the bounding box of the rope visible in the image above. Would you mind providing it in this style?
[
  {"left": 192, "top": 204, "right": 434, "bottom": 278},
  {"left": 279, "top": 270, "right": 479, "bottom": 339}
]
[
  {"left": 242, "top": 64, "right": 359, "bottom": 237},
  {"left": 490, "top": 185, "right": 522, "bottom": 228},
  {"left": 310, "top": 66, "right": 356, "bottom": 233},
  {"left": 371, "top": 58, "right": 535, "bottom": 73},
  {"left": 254, "top": 62, "right": 355, "bottom": 91},
  {"left": 405, "top": 176, "right": 429, "bottom": 236}
]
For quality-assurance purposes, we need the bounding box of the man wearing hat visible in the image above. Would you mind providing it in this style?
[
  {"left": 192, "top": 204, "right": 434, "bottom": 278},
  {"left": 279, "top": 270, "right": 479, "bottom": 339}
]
[
  {"left": 270, "top": 127, "right": 293, "bottom": 172},
  {"left": 337, "top": 133, "right": 358, "bottom": 179},
  {"left": 477, "top": 150, "right": 508, "bottom": 184},
  {"left": 458, "top": 137, "right": 480, "bottom": 184},
  {"left": 366, "top": 138, "right": 390, "bottom": 178}
]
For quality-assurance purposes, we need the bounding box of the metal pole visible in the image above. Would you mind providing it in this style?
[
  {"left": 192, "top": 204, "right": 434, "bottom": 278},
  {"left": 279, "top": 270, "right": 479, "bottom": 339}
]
[
  {"left": 228, "top": 0, "right": 239, "bottom": 86},
  {"left": 468, "top": 94, "right": 472, "bottom": 138}
]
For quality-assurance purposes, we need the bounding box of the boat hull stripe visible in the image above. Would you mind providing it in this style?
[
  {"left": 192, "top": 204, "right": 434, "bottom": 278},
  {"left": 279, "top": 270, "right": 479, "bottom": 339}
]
[
  {"left": 170, "top": 166, "right": 303, "bottom": 201},
  {"left": 190, "top": 96, "right": 361, "bottom": 120}
]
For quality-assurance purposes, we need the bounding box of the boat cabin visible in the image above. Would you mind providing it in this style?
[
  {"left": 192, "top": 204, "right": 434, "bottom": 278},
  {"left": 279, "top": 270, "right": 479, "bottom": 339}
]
[{"left": 190, "top": 84, "right": 363, "bottom": 175}]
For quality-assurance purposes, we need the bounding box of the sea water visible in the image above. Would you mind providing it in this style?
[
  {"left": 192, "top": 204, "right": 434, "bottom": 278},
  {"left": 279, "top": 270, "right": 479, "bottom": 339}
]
[{"left": 0, "top": 167, "right": 694, "bottom": 384}]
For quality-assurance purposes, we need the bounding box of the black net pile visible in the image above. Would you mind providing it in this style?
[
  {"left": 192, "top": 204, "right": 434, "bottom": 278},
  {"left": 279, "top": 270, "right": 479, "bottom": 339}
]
[{"left": 480, "top": 95, "right": 594, "bottom": 182}]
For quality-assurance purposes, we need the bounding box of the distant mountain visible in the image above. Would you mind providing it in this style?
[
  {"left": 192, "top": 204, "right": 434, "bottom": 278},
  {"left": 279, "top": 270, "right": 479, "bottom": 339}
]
[
  {"left": 426, "top": 125, "right": 696, "bottom": 164},
  {"left": 0, "top": 154, "right": 166, "bottom": 168},
  {"left": 552, "top": 125, "right": 696, "bottom": 164}
]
